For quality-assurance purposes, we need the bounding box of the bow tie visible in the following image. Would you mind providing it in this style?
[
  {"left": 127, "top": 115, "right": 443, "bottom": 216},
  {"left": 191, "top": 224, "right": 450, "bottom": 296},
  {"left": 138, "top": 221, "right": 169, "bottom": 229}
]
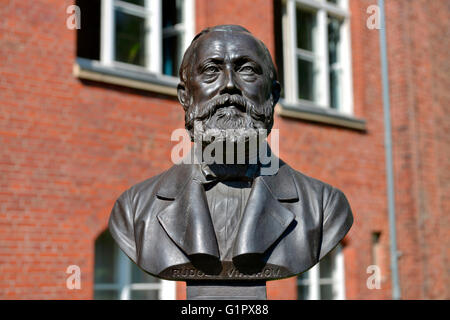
[{"left": 200, "top": 163, "right": 259, "bottom": 183}]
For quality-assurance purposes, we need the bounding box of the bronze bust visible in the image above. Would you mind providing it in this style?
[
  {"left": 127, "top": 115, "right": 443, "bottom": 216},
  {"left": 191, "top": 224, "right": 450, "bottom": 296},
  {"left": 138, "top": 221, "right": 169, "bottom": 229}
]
[{"left": 109, "top": 25, "right": 353, "bottom": 298}]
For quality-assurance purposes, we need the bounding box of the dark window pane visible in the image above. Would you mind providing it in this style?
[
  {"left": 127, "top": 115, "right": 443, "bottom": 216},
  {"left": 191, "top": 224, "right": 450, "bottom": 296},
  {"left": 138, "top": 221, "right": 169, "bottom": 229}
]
[
  {"left": 94, "top": 231, "right": 117, "bottom": 284},
  {"left": 298, "top": 271, "right": 309, "bottom": 281},
  {"left": 320, "top": 284, "right": 334, "bottom": 300},
  {"left": 297, "top": 272, "right": 310, "bottom": 300},
  {"left": 327, "top": 0, "right": 339, "bottom": 4},
  {"left": 328, "top": 16, "right": 342, "bottom": 109},
  {"left": 371, "top": 232, "right": 381, "bottom": 266},
  {"left": 115, "top": 10, "right": 146, "bottom": 66},
  {"left": 131, "top": 290, "right": 159, "bottom": 300},
  {"left": 329, "top": 69, "right": 340, "bottom": 109},
  {"left": 297, "top": 58, "right": 315, "bottom": 101},
  {"left": 94, "top": 290, "right": 118, "bottom": 300},
  {"left": 297, "top": 285, "right": 309, "bottom": 300},
  {"left": 296, "top": 9, "right": 316, "bottom": 51},
  {"left": 131, "top": 263, "right": 160, "bottom": 283},
  {"left": 163, "top": 34, "right": 183, "bottom": 76},
  {"left": 163, "top": 0, "right": 183, "bottom": 28},
  {"left": 122, "top": 0, "right": 145, "bottom": 6},
  {"left": 76, "top": 0, "right": 101, "bottom": 60},
  {"left": 328, "top": 17, "right": 341, "bottom": 65},
  {"left": 319, "top": 251, "right": 334, "bottom": 279}
]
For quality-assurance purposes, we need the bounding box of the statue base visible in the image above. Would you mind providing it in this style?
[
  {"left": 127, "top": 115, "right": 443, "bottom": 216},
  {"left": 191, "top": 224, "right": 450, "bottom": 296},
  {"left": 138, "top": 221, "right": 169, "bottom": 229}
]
[{"left": 186, "top": 281, "right": 267, "bottom": 300}]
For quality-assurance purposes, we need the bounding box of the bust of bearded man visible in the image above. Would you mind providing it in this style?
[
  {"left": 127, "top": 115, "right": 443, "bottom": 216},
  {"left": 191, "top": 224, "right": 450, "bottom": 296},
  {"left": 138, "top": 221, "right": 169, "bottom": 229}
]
[{"left": 109, "top": 25, "right": 353, "bottom": 298}]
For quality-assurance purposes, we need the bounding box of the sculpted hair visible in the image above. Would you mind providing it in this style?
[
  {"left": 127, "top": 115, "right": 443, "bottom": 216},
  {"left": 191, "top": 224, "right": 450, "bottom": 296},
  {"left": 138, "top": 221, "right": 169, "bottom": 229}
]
[{"left": 179, "top": 25, "right": 278, "bottom": 87}]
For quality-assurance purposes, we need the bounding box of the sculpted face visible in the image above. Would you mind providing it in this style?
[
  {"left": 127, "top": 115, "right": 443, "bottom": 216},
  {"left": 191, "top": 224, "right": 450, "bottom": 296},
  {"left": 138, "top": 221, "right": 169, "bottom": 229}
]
[{"left": 178, "top": 27, "right": 280, "bottom": 144}]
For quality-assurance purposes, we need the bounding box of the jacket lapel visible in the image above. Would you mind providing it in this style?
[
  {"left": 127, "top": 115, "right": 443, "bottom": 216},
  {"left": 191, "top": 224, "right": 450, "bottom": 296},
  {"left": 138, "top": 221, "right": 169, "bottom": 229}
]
[
  {"left": 155, "top": 164, "right": 220, "bottom": 259},
  {"left": 154, "top": 161, "right": 299, "bottom": 262},
  {"left": 232, "top": 162, "right": 298, "bottom": 259}
]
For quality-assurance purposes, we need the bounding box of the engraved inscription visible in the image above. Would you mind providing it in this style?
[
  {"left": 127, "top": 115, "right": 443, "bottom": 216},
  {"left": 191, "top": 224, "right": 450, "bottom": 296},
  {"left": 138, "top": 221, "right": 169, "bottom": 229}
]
[
  {"left": 165, "top": 264, "right": 284, "bottom": 280},
  {"left": 227, "top": 267, "right": 281, "bottom": 278}
]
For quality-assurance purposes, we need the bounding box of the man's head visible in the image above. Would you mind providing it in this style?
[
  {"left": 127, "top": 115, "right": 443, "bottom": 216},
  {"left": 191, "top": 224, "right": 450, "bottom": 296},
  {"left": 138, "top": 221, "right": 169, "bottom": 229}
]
[{"left": 177, "top": 25, "right": 281, "bottom": 144}]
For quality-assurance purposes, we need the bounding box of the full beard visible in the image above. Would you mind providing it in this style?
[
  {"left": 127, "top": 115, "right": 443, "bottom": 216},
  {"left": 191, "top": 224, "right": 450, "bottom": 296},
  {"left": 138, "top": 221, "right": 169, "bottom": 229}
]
[
  {"left": 184, "top": 94, "right": 274, "bottom": 165},
  {"left": 186, "top": 94, "right": 274, "bottom": 145}
]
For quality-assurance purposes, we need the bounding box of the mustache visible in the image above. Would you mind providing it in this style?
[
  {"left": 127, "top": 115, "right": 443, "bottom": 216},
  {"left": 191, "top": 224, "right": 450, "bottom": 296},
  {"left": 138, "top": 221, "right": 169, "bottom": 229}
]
[
  {"left": 194, "top": 94, "right": 253, "bottom": 121},
  {"left": 186, "top": 94, "right": 272, "bottom": 131}
]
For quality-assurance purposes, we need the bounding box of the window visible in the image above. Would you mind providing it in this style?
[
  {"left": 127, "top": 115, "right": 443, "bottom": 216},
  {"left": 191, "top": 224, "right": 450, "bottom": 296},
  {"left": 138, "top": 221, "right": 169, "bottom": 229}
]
[
  {"left": 281, "top": 0, "right": 353, "bottom": 114},
  {"left": 94, "top": 230, "right": 176, "bottom": 300},
  {"left": 297, "top": 244, "right": 345, "bottom": 300},
  {"left": 371, "top": 231, "right": 382, "bottom": 266},
  {"left": 76, "top": 0, "right": 194, "bottom": 79}
]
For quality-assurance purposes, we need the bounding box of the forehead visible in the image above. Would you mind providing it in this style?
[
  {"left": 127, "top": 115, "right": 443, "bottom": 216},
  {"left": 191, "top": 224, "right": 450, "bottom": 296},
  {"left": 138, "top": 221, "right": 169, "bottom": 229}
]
[{"left": 194, "top": 31, "right": 267, "bottom": 63}]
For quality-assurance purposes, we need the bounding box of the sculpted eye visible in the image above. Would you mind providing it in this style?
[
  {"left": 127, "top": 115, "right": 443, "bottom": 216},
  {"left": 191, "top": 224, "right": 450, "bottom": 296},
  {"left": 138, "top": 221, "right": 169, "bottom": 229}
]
[
  {"left": 203, "top": 66, "right": 219, "bottom": 74},
  {"left": 239, "top": 65, "right": 256, "bottom": 74}
]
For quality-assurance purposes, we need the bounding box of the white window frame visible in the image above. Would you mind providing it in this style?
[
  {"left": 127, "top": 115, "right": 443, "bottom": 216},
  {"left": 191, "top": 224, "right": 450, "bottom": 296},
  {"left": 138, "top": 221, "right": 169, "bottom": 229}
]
[
  {"left": 281, "top": 0, "right": 353, "bottom": 115},
  {"left": 100, "top": 0, "right": 195, "bottom": 76},
  {"left": 297, "top": 244, "right": 346, "bottom": 300},
  {"left": 94, "top": 244, "right": 176, "bottom": 300}
]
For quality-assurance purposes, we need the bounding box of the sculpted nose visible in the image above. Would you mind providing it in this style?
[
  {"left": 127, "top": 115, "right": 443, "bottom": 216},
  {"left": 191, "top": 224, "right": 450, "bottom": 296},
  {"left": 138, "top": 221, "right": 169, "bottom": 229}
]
[{"left": 220, "top": 68, "right": 241, "bottom": 95}]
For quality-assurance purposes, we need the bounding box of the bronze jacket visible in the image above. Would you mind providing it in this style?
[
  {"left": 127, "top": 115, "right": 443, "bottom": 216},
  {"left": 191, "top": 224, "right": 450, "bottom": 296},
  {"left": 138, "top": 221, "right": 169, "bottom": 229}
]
[{"left": 109, "top": 160, "right": 353, "bottom": 280}]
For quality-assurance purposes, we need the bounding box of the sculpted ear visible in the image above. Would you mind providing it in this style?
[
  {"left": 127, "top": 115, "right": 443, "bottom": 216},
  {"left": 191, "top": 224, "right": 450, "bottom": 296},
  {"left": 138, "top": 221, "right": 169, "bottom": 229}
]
[
  {"left": 177, "top": 82, "right": 189, "bottom": 111},
  {"left": 271, "top": 80, "right": 281, "bottom": 107}
]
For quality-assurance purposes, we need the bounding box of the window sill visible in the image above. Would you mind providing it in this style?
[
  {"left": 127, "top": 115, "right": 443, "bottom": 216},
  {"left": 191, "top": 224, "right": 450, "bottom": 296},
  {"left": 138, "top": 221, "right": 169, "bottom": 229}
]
[
  {"left": 276, "top": 99, "right": 367, "bottom": 131},
  {"left": 73, "top": 57, "right": 178, "bottom": 96}
]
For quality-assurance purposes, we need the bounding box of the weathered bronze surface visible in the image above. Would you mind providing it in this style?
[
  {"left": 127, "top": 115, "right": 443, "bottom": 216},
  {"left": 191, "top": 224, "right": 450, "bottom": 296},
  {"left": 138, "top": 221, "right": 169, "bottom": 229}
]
[{"left": 109, "top": 25, "right": 353, "bottom": 297}]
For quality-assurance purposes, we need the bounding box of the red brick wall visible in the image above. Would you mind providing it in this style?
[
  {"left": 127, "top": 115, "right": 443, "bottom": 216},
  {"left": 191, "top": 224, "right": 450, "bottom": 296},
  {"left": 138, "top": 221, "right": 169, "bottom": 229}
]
[
  {"left": 0, "top": 0, "right": 184, "bottom": 299},
  {"left": 384, "top": 0, "right": 449, "bottom": 299},
  {"left": 0, "top": 0, "right": 447, "bottom": 300}
]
